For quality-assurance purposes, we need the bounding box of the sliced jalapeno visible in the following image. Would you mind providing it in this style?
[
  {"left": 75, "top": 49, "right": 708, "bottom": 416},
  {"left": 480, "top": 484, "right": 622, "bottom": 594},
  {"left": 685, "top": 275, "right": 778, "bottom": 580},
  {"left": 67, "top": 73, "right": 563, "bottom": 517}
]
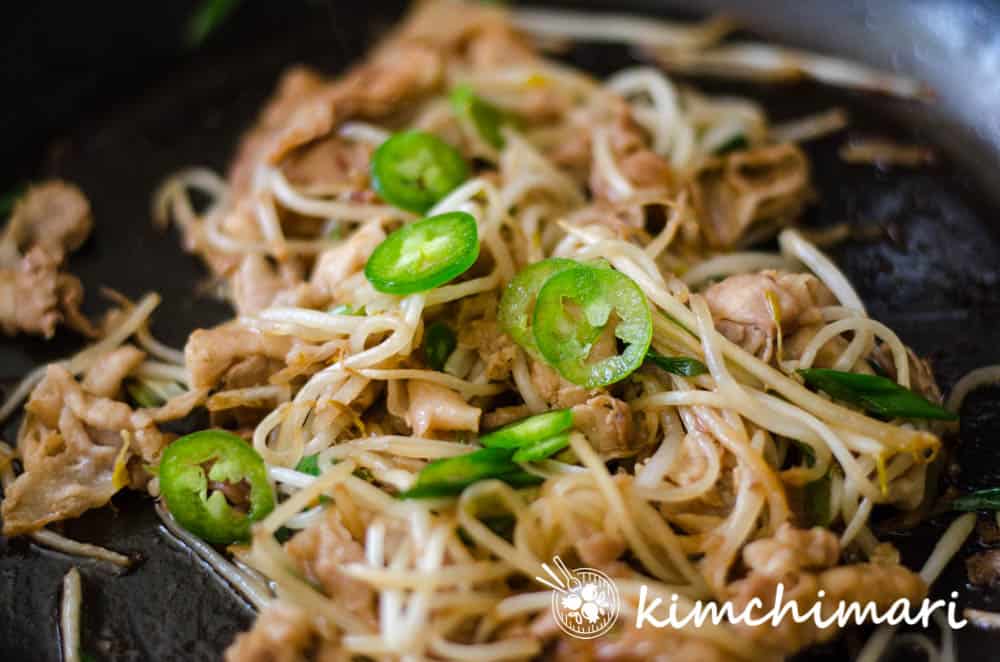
[
  {"left": 159, "top": 430, "right": 275, "bottom": 545},
  {"left": 479, "top": 409, "right": 573, "bottom": 449},
  {"left": 498, "top": 257, "right": 579, "bottom": 356},
  {"left": 533, "top": 265, "right": 652, "bottom": 388},
  {"left": 370, "top": 130, "right": 468, "bottom": 213},
  {"left": 364, "top": 211, "right": 479, "bottom": 294}
]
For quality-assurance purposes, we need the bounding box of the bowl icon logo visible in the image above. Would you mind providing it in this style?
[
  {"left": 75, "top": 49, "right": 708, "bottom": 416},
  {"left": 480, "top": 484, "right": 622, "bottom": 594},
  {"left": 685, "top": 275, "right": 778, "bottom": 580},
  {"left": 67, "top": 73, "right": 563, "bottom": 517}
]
[{"left": 536, "top": 557, "right": 620, "bottom": 639}]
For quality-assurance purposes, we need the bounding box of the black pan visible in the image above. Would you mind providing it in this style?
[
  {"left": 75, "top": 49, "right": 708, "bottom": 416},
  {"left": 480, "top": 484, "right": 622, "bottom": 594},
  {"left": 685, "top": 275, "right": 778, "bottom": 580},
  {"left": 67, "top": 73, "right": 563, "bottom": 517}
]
[{"left": 1, "top": 1, "right": 999, "bottom": 660}]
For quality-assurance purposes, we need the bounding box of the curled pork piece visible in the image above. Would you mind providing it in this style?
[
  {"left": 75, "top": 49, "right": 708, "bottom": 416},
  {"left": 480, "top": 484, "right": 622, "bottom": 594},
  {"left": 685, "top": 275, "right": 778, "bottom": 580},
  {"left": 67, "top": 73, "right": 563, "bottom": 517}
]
[
  {"left": 225, "top": 602, "right": 352, "bottom": 662},
  {"left": 223, "top": 603, "right": 323, "bottom": 662},
  {"left": 231, "top": 254, "right": 325, "bottom": 317},
  {"left": 572, "top": 394, "right": 638, "bottom": 459},
  {"left": 726, "top": 524, "right": 926, "bottom": 655},
  {"left": 405, "top": 381, "right": 481, "bottom": 437},
  {"left": 967, "top": 550, "right": 1000, "bottom": 588},
  {"left": 285, "top": 509, "right": 377, "bottom": 630},
  {"left": 81, "top": 345, "right": 146, "bottom": 398},
  {"left": 457, "top": 318, "right": 519, "bottom": 382},
  {"left": 529, "top": 360, "right": 596, "bottom": 409},
  {"left": 310, "top": 221, "right": 385, "bottom": 302},
  {"left": 282, "top": 136, "right": 375, "bottom": 197},
  {"left": 184, "top": 323, "right": 294, "bottom": 390},
  {"left": 0, "top": 354, "right": 188, "bottom": 536},
  {"left": 0, "top": 181, "right": 95, "bottom": 338},
  {"left": 589, "top": 102, "right": 676, "bottom": 203},
  {"left": 1, "top": 180, "right": 92, "bottom": 259},
  {"left": 869, "top": 343, "right": 945, "bottom": 405},
  {"left": 543, "top": 623, "right": 730, "bottom": 662},
  {"left": 692, "top": 143, "right": 810, "bottom": 248},
  {"left": 704, "top": 269, "right": 836, "bottom": 362}
]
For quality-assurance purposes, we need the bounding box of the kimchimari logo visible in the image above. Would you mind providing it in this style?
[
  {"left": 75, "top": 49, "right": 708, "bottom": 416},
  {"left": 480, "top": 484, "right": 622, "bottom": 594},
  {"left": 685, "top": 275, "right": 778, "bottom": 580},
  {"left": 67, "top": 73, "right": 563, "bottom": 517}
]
[
  {"left": 536, "top": 557, "right": 969, "bottom": 640},
  {"left": 535, "top": 556, "right": 621, "bottom": 639}
]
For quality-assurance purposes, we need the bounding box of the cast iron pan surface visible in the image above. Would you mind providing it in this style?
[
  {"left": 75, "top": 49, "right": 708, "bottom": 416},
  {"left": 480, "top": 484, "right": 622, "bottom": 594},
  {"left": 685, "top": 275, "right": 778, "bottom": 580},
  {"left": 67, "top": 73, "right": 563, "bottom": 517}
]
[{"left": 2, "top": 1, "right": 999, "bottom": 660}]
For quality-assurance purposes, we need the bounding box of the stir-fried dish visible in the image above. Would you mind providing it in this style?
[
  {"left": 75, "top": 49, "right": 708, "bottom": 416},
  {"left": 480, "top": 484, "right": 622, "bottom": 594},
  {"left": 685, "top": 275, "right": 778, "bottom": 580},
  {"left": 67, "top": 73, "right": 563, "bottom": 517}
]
[{"left": 2, "top": 2, "right": 994, "bottom": 660}]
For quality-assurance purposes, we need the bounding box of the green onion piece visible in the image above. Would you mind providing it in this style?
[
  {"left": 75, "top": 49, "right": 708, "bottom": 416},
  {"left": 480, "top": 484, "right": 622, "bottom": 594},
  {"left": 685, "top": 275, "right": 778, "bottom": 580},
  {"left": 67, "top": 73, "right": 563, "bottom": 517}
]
[
  {"left": 552, "top": 447, "right": 577, "bottom": 464},
  {"left": 645, "top": 351, "right": 708, "bottom": 377},
  {"left": 450, "top": 84, "right": 509, "bottom": 149},
  {"left": 803, "top": 472, "right": 833, "bottom": 526},
  {"left": 159, "top": 430, "right": 275, "bottom": 544},
  {"left": 500, "top": 470, "right": 546, "bottom": 488},
  {"left": 354, "top": 467, "right": 375, "bottom": 482},
  {"left": 293, "top": 454, "right": 333, "bottom": 503},
  {"left": 364, "top": 211, "right": 479, "bottom": 295},
  {"left": 0, "top": 182, "right": 26, "bottom": 218},
  {"left": 952, "top": 488, "right": 1000, "bottom": 512},
  {"left": 126, "top": 378, "right": 185, "bottom": 409},
  {"left": 798, "top": 368, "right": 957, "bottom": 421},
  {"left": 512, "top": 432, "right": 571, "bottom": 463},
  {"left": 126, "top": 380, "right": 165, "bottom": 408},
  {"left": 498, "top": 257, "right": 579, "bottom": 357},
  {"left": 714, "top": 134, "right": 749, "bottom": 155},
  {"left": 790, "top": 439, "right": 817, "bottom": 468},
  {"left": 398, "top": 447, "right": 540, "bottom": 498},
  {"left": 867, "top": 358, "right": 889, "bottom": 378},
  {"left": 186, "top": 0, "right": 242, "bottom": 48},
  {"left": 479, "top": 409, "right": 573, "bottom": 449},
  {"left": 370, "top": 130, "right": 468, "bottom": 213},
  {"left": 80, "top": 652, "right": 98, "bottom": 662},
  {"left": 457, "top": 514, "right": 516, "bottom": 546},
  {"left": 295, "top": 454, "right": 321, "bottom": 476},
  {"left": 329, "top": 303, "right": 364, "bottom": 316},
  {"left": 424, "top": 321, "right": 457, "bottom": 371},
  {"left": 533, "top": 266, "right": 653, "bottom": 388}
]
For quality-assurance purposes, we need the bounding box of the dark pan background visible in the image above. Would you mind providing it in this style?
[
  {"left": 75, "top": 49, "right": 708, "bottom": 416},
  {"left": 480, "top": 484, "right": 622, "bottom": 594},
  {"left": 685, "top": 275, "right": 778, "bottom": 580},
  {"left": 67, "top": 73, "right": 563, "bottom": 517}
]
[{"left": 1, "top": 1, "right": 999, "bottom": 660}]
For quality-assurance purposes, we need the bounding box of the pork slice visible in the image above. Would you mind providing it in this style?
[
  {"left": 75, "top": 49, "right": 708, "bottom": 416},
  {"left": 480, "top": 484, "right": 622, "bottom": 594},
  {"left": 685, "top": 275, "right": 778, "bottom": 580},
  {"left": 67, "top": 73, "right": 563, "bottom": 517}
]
[
  {"left": 184, "top": 323, "right": 293, "bottom": 390},
  {"left": 81, "top": 345, "right": 146, "bottom": 398},
  {"left": 405, "top": 381, "right": 481, "bottom": 437}
]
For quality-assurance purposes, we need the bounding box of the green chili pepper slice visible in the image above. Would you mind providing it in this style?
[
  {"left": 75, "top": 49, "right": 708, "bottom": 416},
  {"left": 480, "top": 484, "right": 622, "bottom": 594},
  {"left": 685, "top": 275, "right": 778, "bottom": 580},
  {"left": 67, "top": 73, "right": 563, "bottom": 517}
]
[
  {"left": 533, "top": 266, "right": 653, "bottom": 388},
  {"left": 645, "top": 351, "right": 708, "bottom": 377},
  {"left": 398, "top": 447, "right": 541, "bottom": 498},
  {"left": 370, "top": 130, "right": 469, "bottom": 213},
  {"left": 498, "top": 257, "right": 579, "bottom": 356},
  {"left": 364, "top": 211, "right": 479, "bottom": 294},
  {"left": 424, "top": 321, "right": 457, "bottom": 371},
  {"left": 479, "top": 409, "right": 573, "bottom": 449},
  {"left": 450, "top": 84, "right": 509, "bottom": 149},
  {"left": 798, "top": 368, "right": 957, "bottom": 421},
  {"left": 159, "top": 430, "right": 275, "bottom": 545},
  {"left": 512, "top": 432, "right": 571, "bottom": 463}
]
